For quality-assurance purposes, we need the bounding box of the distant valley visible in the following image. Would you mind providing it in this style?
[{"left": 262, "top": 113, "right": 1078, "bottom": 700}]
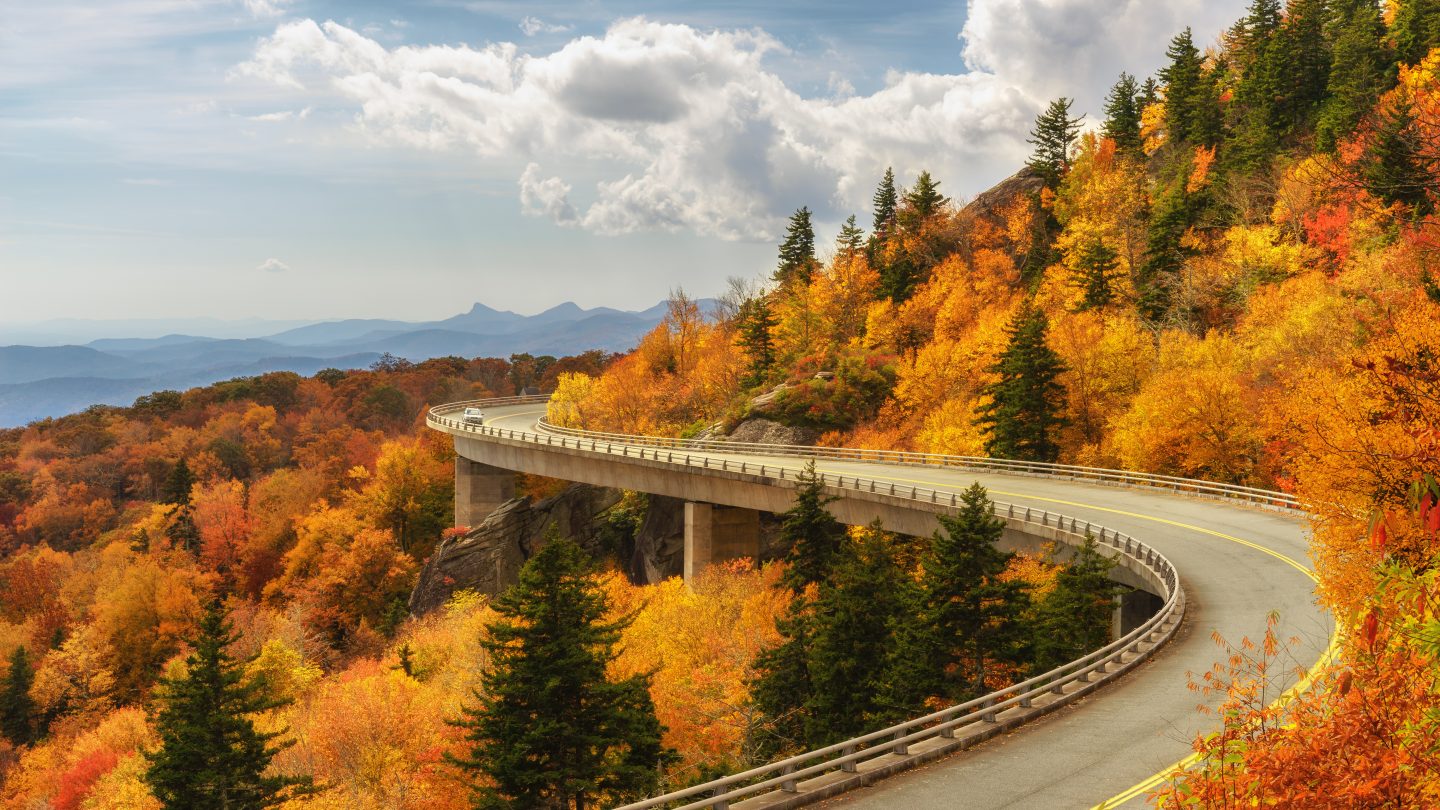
[{"left": 0, "top": 299, "right": 712, "bottom": 427}]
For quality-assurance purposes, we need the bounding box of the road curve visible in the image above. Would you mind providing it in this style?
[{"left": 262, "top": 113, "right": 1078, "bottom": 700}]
[{"left": 441, "top": 403, "right": 1333, "bottom": 810}]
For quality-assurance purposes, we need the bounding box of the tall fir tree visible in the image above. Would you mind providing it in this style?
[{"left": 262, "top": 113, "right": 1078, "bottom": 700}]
[
  {"left": 1, "top": 645, "right": 36, "bottom": 747},
  {"left": 1072, "top": 237, "right": 1120, "bottom": 311},
  {"left": 901, "top": 170, "right": 948, "bottom": 223},
  {"left": 1027, "top": 98, "right": 1084, "bottom": 187},
  {"left": 974, "top": 306, "right": 1069, "bottom": 463},
  {"left": 889, "top": 485, "right": 1031, "bottom": 703},
  {"left": 775, "top": 207, "right": 818, "bottom": 287},
  {"left": 1317, "top": 0, "right": 1394, "bottom": 150},
  {"left": 145, "top": 602, "right": 314, "bottom": 810},
  {"left": 735, "top": 296, "right": 777, "bottom": 388},
  {"left": 1229, "top": 0, "right": 1286, "bottom": 169},
  {"left": 448, "top": 535, "right": 671, "bottom": 809},
  {"left": 161, "top": 458, "right": 195, "bottom": 506},
  {"left": 1139, "top": 76, "right": 1161, "bottom": 110},
  {"left": 1391, "top": 0, "right": 1440, "bottom": 68},
  {"left": 1273, "top": 0, "right": 1333, "bottom": 135},
  {"left": 1135, "top": 181, "right": 1195, "bottom": 324},
  {"left": 804, "top": 523, "right": 916, "bottom": 744},
  {"left": 1160, "top": 28, "right": 1222, "bottom": 146},
  {"left": 750, "top": 464, "right": 847, "bottom": 752},
  {"left": 777, "top": 462, "right": 847, "bottom": 592},
  {"left": 1102, "top": 73, "right": 1144, "bottom": 157},
  {"left": 1360, "top": 101, "right": 1436, "bottom": 217},
  {"left": 836, "top": 214, "right": 865, "bottom": 260},
  {"left": 871, "top": 167, "right": 899, "bottom": 234},
  {"left": 1030, "top": 537, "right": 1118, "bottom": 674}
]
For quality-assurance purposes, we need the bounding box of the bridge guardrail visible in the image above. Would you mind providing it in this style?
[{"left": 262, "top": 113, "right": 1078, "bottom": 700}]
[{"left": 427, "top": 397, "right": 1185, "bottom": 809}]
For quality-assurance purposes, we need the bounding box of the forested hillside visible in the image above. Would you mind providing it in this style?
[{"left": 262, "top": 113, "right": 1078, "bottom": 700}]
[
  {"left": 3, "top": 0, "right": 1440, "bottom": 807},
  {"left": 549, "top": 0, "right": 1440, "bottom": 804}
]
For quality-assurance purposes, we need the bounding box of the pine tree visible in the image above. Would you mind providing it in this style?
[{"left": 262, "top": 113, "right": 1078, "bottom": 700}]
[
  {"left": 871, "top": 167, "right": 898, "bottom": 234},
  {"left": 1159, "top": 28, "right": 1222, "bottom": 146},
  {"left": 1139, "top": 76, "right": 1161, "bottom": 111},
  {"left": 166, "top": 506, "right": 200, "bottom": 552},
  {"left": 750, "top": 463, "right": 848, "bottom": 751},
  {"left": 974, "top": 306, "right": 1069, "bottom": 463},
  {"left": 449, "top": 535, "right": 671, "bottom": 809},
  {"left": 778, "top": 462, "right": 847, "bottom": 591},
  {"left": 145, "top": 602, "right": 314, "bottom": 810},
  {"left": 1027, "top": 98, "right": 1084, "bottom": 187},
  {"left": 1102, "top": 73, "right": 1144, "bottom": 157},
  {"left": 902, "top": 170, "right": 948, "bottom": 222},
  {"left": 879, "top": 254, "right": 920, "bottom": 304},
  {"left": 920, "top": 484, "right": 1031, "bottom": 700},
  {"left": 1135, "top": 181, "right": 1194, "bottom": 323},
  {"left": 1, "top": 646, "right": 36, "bottom": 747},
  {"left": 836, "top": 214, "right": 865, "bottom": 260},
  {"left": 1391, "top": 0, "right": 1440, "bottom": 67},
  {"left": 1273, "top": 0, "right": 1333, "bottom": 134},
  {"left": 1072, "top": 237, "right": 1120, "bottom": 311},
  {"left": 1030, "top": 536, "right": 1118, "bottom": 674},
  {"left": 775, "top": 207, "right": 818, "bottom": 287},
  {"left": 1360, "top": 101, "right": 1436, "bottom": 217},
  {"left": 1229, "top": 0, "right": 1286, "bottom": 169},
  {"left": 735, "top": 296, "right": 778, "bottom": 388},
  {"left": 804, "top": 523, "right": 915, "bottom": 744},
  {"left": 161, "top": 459, "right": 195, "bottom": 506},
  {"left": 1317, "top": 0, "right": 1393, "bottom": 151}
]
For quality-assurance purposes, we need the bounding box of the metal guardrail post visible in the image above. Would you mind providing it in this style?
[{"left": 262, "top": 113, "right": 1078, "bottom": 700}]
[{"left": 841, "top": 745, "right": 858, "bottom": 773}]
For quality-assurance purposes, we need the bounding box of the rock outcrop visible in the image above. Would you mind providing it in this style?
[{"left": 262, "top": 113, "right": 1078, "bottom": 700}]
[
  {"left": 629, "top": 495, "right": 687, "bottom": 583},
  {"left": 725, "top": 417, "right": 821, "bottom": 447},
  {"left": 409, "top": 483, "right": 622, "bottom": 614}
]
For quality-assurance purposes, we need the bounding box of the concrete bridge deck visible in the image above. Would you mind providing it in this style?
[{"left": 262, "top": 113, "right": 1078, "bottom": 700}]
[{"left": 431, "top": 402, "right": 1332, "bottom": 810}]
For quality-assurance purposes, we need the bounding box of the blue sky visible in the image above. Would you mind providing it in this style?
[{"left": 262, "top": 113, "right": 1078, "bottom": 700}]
[{"left": 0, "top": 0, "right": 1247, "bottom": 324}]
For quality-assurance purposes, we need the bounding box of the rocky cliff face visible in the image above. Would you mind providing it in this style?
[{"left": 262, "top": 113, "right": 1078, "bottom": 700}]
[{"left": 409, "top": 484, "right": 622, "bottom": 615}]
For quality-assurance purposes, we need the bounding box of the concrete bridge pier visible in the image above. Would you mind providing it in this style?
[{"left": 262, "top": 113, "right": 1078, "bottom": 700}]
[
  {"left": 455, "top": 458, "right": 516, "bottom": 528},
  {"left": 683, "top": 502, "right": 762, "bottom": 584},
  {"left": 1112, "top": 588, "right": 1165, "bottom": 639}
]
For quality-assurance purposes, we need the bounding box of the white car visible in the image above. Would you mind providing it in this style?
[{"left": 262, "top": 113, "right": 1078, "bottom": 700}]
[{"left": 462, "top": 407, "right": 485, "bottom": 425}]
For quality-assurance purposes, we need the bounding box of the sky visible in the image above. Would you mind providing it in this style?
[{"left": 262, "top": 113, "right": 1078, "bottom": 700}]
[{"left": 0, "top": 0, "right": 1250, "bottom": 324}]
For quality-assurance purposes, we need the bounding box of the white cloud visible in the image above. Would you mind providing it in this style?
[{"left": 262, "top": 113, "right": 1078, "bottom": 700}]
[
  {"left": 241, "top": 0, "right": 293, "bottom": 19},
  {"left": 247, "top": 106, "right": 310, "bottom": 121},
  {"left": 257, "top": 258, "right": 290, "bottom": 272},
  {"left": 518, "top": 163, "right": 579, "bottom": 225},
  {"left": 519, "top": 16, "right": 574, "bottom": 37},
  {"left": 234, "top": 2, "right": 1248, "bottom": 241}
]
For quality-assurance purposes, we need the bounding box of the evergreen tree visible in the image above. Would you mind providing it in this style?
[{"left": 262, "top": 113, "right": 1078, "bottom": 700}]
[
  {"left": 1027, "top": 98, "right": 1084, "bottom": 187},
  {"left": 1135, "top": 181, "right": 1194, "bottom": 323},
  {"left": 1030, "top": 537, "right": 1118, "bottom": 674},
  {"left": 161, "top": 459, "right": 195, "bottom": 506},
  {"left": 805, "top": 524, "right": 916, "bottom": 744},
  {"left": 778, "top": 462, "right": 847, "bottom": 591},
  {"left": 775, "top": 207, "right": 818, "bottom": 287},
  {"left": 1229, "top": 0, "right": 1286, "bottom": 169},
  {"left": 750, "top": 465, "right": 846, "bottom": 753},
  {"left": 1160, "top": 28, "right": 1222, "bottom": 146},
  {"left": 1072, "top": 238, "right": 1120, "bottom": 311},
  {"left": 1360, "top": 101, "right": 1436, "bottom": 217},
  {"left": 919, "top": 485, "right": 1030, "bottom": 700},
  {"left": 901, "top": 170, "right": 948, "bottom": 223},
  {"left": 166, "top": 506, "right": 200, "bottom": 552},
  {"left": 1273, "top": 0, "right": 1333, "bottom": 135},
  {"left": 145, "top": 602, "right": 314, "bottom": 810},
  {"left": 1102, "top": 73, "right": 1144, "bottom": 157},
  {"left": 1, "top": 646, "right": 36, "bottom": 747},
  {"left": 836, "top": 214, "right": 865, "bottom": 260},
  {"left": 974, "top": 306, "right": 1069, "bottom": 463},
  {"left": 878, "top": 254, "right": 920, "bottom": 304},
  {"left": 449, "top": 535, "right": 671, "bottom": 809},
  {"left": 871, "top": 167, "right": 899, "bottom": 234},
  {"left": 1391, "top": 0, "right": 1440, "bottom": 68},
  {"left": 1317, "top": 0, "right": 1393, "bottom": 150},
  {"left": 735, "top": 296, "right": 777, "bottom": 388},
  {"left": 1139, "top": 76, "right": 1161, "bottom": 111}
]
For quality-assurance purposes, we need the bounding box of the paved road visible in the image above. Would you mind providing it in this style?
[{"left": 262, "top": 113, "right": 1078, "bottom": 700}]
[{"left": 447, "top": 404, "right": 1333, "bottom": 810}]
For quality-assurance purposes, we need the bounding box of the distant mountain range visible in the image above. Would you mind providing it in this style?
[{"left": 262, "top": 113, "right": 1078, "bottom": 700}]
[{"left": 0, "top": 299, "right": 713, "bottom": 428}]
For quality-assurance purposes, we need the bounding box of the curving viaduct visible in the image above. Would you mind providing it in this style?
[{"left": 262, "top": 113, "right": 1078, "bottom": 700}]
[{"left": 428, "top": 398, "right": 1334, "bottom": 810}]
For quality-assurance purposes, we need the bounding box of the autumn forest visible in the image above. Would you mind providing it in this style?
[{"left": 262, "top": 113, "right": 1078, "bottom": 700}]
[{"left": 5, "top": 0, "right": 1440, "bottom": 807}]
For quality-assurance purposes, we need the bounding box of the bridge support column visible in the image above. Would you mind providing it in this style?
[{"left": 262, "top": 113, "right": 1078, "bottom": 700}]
[
  {"left": 684, "top": 502, "right": 761, "bottom": 584},
  {"left": 455, "top": 458, "right": 516, "bottom": 528},
  {"left": 1112, "top": 588, "right": 1164, "bottom": 639}
]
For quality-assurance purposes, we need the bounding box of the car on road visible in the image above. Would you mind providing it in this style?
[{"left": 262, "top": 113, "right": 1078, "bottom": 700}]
[{"left": 462, "top": 407, "right": 485, "bottom": 425}]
